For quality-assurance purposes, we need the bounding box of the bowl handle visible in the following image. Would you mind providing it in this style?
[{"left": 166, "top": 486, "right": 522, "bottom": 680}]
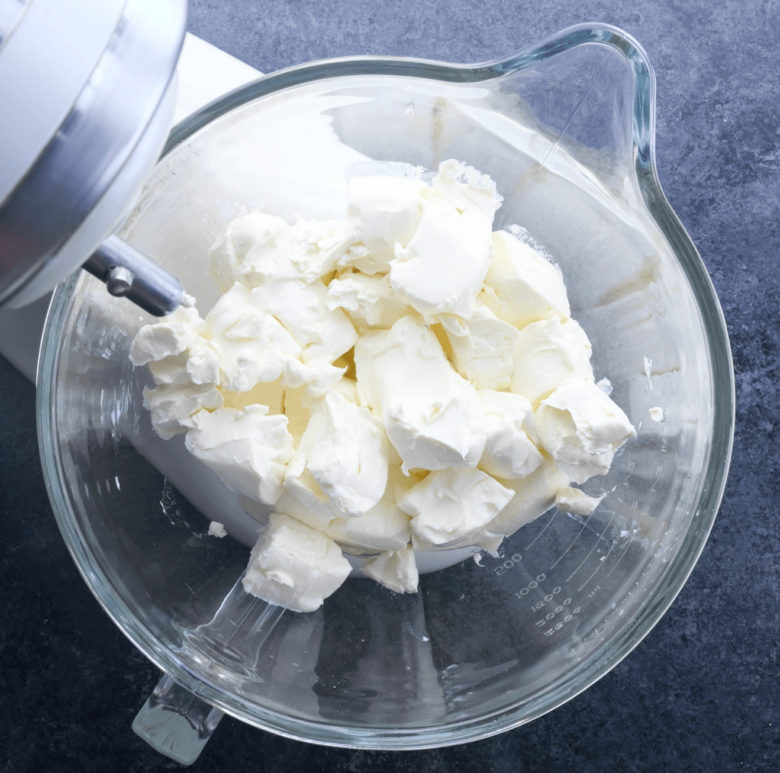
[{"left": 132, "top": 673, "right": 224, "bottom": 765}]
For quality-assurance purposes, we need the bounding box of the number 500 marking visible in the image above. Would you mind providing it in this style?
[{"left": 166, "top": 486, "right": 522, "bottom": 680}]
[{"left": 494, "top": 553, "right": 528, "bottom": 576}]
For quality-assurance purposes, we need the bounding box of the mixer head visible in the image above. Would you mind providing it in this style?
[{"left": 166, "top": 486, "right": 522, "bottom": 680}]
[{"left": 0, "top": 0, "right": 188, "bottom": 316}]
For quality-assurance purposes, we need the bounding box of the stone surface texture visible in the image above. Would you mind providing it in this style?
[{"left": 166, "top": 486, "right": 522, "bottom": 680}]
[{"left": 2, "top": 0, "right": 779, "bottom": 771}]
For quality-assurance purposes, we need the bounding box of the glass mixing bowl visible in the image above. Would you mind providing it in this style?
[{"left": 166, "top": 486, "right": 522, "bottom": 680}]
[{"left": 37, "top": 23, "right": 734, "bottom": 763}]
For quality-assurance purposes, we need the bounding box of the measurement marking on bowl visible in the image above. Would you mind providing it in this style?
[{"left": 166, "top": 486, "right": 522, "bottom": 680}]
[
  {"left": 578, "top": 524, "right": 620, "bottom": 592},
  {"left": 533, "top": 592, "right": 583, "bottom": 637},
  {"left": 649, "top": 464, "right": 664, "bottom": 493},
  {"left": 524, "top": 509, "right": 559, "bottom": 551},
  {"left": 550, "top": 518, "right": 589, "bottom": 569},
  {"left": 573, "top": 514, "right": 617, "bottom": 591},
  {"left": 606, "top": 529, "right": 636, "bottom": 577},
  {"left": 514, "top": 573, "right": 547, "bottom": 596},
  {"left": 493, "top": 554, "right": 531, "bottom": 576},
  {"left": 566, "top": 513, "right": 616, "bottom": 584}
]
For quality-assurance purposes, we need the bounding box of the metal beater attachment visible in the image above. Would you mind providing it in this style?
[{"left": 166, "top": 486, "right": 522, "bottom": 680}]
[{"left": 83, "top": 235, "right": 186, "bottom": 317}]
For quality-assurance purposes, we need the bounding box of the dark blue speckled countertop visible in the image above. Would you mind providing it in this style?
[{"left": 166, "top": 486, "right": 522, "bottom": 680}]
[{"left": 2, "top": 1, "right": 779, "bottom": 770}]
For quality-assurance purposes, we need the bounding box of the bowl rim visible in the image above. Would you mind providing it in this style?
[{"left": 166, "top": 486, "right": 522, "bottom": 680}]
[{"left": 37, "top": 21, "right": 735, "bottom": 750}]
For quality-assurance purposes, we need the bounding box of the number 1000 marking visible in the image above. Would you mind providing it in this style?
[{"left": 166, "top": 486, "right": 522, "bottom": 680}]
[{"left": 511, "top": 573, "right": 548, "bottom": 598}]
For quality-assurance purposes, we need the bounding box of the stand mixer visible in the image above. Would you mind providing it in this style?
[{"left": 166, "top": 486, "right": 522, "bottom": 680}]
[
  {"left": 0, "top": 0, "right": 188, "bottom": 316},
  {"left": 1, "top": 7, "right": 735, "bottom": 767}
]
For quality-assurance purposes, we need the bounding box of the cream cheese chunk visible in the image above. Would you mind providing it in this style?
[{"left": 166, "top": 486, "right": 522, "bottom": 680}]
[
  {"left": 536, "top": 379, "right": 636, "bottom": 484},
  {"left": 362, "top": 548, "right": 419, "bottom": 593},
  {"left": 326, "top": 271, "right": 413, "bottom": 328},
  {"left": 243, "top": 513, "right": 351, "bottom": 612},
  {"left": 478, "top": 390, "right": 543, "bottom": 480},
  {"left": 182, "top": 404, "right": 294, "bottom": 505},
  {"left": 249, "top": 278, "right": 357, "bottom": 364},
  {"left": 343, "top": 176, "right": 427, "bottom": 272},
  {"left": 210, "top": 212, "right": 293, "bottom": 291},
  {"left": 284, "top": 219, "right": 351, "bottom": 282},
  {"left": 281, "top": 358, "right": 345, "bottom": 401},
  {"left": 330, "top": 376, "right": 358, "bottom": 403},
  {"left": 511, "top": 316, "right": 594, "bottom": 408},
  {"left": 205, "top": 281, "right": 302, "bottom": 392},
  {"left": 325, "top": 502, "right": 411, "bottom": 553},
  {"left": 183, "top": 342, "right": 222, "bottom": 386},
  {"left": 389, "top": 198, "right": 491, "bottom": 318},
  {"left": 211, "top": 211, "right": 349, "bottom": 289},
  {"left": 324, "top": 466, "right": 412, "bottom": 552},
  {"left": 649, "top": 406, "right": 664, "bottom": 422},
  {"left": 483, "top": 230, "right": 570, "bottom": 329},
  {"left": 221, "top": 377, "right": 286, "bottom": 413},
  {"left": 431, "top": 159, "right": 503, "bottom": 216},
  {"left": 439, "top": 301, "right": 519, "bottom": 391},
  {"left": 147, "top": 344, "right": 216, "bottom": 387},
  {"left": 398, "top": 467, "right": 515, "bottom": 546},
  {"left": 142, "top": 383, "right": 223, "bottom": 440},
  {"left": 130, "top": 307, "right": 220, "bottom": 387},
  {"left": 469, "top": 456, "right": 571, "bottom": 544},
  {"left": 284, "top": 391, "right": 390, "bottom": 519},
  {"left": 355, "top": 316, "right": 487, "bottom": 472},
  {"left": 273, "top": 491, "right": 334, "bottom": 532},
  {"left": 129, "top": 306, "right": 205, "bottom": 367},
  {"left": 555, "top": 486, "right": 606, "bottom": 515},
  {"left": 388, "top": 161, "right": 500, "bottom": 319}
]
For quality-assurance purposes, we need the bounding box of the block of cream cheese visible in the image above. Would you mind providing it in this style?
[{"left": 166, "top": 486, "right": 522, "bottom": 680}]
[
  {"left": 555, "top": 486, "right": 606, "bottom": 515},
  {"left": 439, "top": 301, "right": 519, "bottom": 391},
  {"left": 220, "top": 377, "right": 286, "bottom": 413},
  {"left": 324, "top": 466, "right": 412, "bottom": 552},
  {"left": 273, "top": 491, "right": 334, "bottom": 531},
  {"left": 182, "top": 404, "right": 294, "bottom": 505},
  {"left": 355, "top": 316, "right": 487, "bottom": 472},
  {"left": 344, "top": 176, "right": 427, "bottom": 272},
  {"left": 284, "top": 391, "right": 390, "bottom": 518},
  {"left": 330, "top": 376, "right": 358, "bottom": 403},
  {"left": 477, "top": 390, "right": 543, "bottom": 480},
  {"left": 205, "top": 281, "right": 302, "bottom": 392},
  {"left": 511, "top": 316, "right": 594, "bottom": 408},
  {"left": 326, "top": 271, "right": 413, "bottom": 329},
  {"left": 467, "top": 456, "right": 571, "bottom": 545},
  {"left": 398, "top": 467, "right": 515, "bottom": 546},
  {"left": 130, "top": 307, "right": 220, "bottom": 387},
  {"left": 388, "top": 161, "right": 500, "bottom": 318},
  {"left": 536, "top": 379, "right": 636, "bottom": 484},
  {"left": 211, "top": 211, "right": 349, "bottom": 289},
  {"left": 142, "top": 383, "right": 223, "bottom": 440},
  {"left": 284, "top": 219, "right": 351, "bottom": 282},
  {"left": 250, "top": 278, "right": 358, "bottom": 364},
  {"left": 243, "top": 513, "right": 352, "bottom": 612},
  {"left": 281, "top": 358, "right": 345, "bottom": 401},
  {"left": 129, "top": 306, "right": 205, "bottom": 367},
  {"left": 362, "top": 547, "right": 419, "bottom": 593},
  {"left": 148, "top": 341, "right": 220, "bottom": 387},
  {"left": 483, "top": 230, "right": 570, "bottom": 329},
  {"left": 431, "top": 159, "right": 503, "bottom": 216},
  {"left": 210, "top": 212, "right": 294, "bottom": 292}
]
